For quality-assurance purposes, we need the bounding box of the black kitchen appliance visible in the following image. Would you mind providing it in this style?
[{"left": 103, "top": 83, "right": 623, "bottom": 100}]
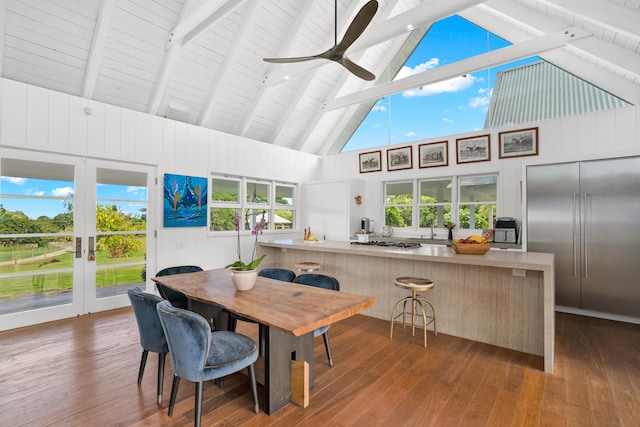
[
  {"left": 351, "top": 241, "right": 421, "bottom": 249},
  {"left": 494, "top": 217, "right": 518, "bottom": 243}
]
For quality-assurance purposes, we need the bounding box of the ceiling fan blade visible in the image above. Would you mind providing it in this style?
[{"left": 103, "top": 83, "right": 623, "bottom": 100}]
[
  {"left": 339, "top": 57, "right": 375, "bottom": 81},
  {"left": 263, "top": 56, "right": 318, "bottom": 64},
  {"left": 334, "top": 0, "right": 378, "bottom": 55}
]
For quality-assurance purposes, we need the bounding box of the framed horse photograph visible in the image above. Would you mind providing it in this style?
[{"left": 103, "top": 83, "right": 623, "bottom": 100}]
[
  {"left": 456, "top": 134, "right": 491, "bottom": 164},
  {"left": 419, "top": 141, "right": 448, "bottom": 168},
  {"left": 499, "top": 127, "right": 538, "bottom": 159}
]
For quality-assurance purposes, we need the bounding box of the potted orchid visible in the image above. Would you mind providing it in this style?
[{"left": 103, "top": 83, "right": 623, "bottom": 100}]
[{"left": 226, "top": 210, "right": 267, "bottom": 290}]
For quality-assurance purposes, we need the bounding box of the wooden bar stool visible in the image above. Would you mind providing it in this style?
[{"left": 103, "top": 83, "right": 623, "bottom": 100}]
[
  {"left": 390, "top": 276, "right": 437, "bottom": 347},
  {"left": 295, "top": 262, "right": 320, "bottom": 273}
]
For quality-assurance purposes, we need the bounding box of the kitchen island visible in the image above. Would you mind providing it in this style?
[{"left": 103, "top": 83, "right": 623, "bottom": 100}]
[{"left": 258, "top": 239, "right": 555, "bottom": 373}]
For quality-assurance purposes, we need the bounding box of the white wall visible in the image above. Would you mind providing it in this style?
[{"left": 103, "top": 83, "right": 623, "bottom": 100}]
[
  {"left": 318, "top": 106, "right": 640, "bottom": 239},
  {"left": 0, "top": 78, "right": 319, "bottom": 273}
]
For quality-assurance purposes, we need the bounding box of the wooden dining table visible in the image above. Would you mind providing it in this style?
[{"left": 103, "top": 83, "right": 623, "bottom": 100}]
[{"left": 151, "top": 268, "right": 376, "bottom": 415}]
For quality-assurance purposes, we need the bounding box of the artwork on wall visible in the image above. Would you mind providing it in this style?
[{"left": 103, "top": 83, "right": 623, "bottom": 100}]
[
  {"left": 359, "top": 150, "right": 382, "bottom": 173},
  {"left": 456, "top": 134, "right": 491, "bottom": 164},
  {"left": 419, "top": 141, "right": 448, "bottom": 168},
  {"left": 163, "top": 173, "right": 208, "bottom": 227},
  {"left": 499, "top": 127, "right": 539, "bottom": 159},
  {"left": 387, "top": 146, "right": 413, "bottom": 171}
]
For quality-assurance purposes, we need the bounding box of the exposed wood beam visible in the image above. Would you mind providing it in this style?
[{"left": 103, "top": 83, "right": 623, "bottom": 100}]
[
  {"left": 166, "top": 0, "right": 248, "bottom": 48},
  {"left": 81, "top": 0, "right": 116, "bottom": 98},
  {"left": 264, "top": 0, "right": 486, "bottom": 86},
  {"left": 147, "top": 0, "right": 196, "bottom": 115},
  {"left": 197, "top": 0, "right": 258, "bottom": 126},
  {"left": 324, "top": 27, "right": 591, "bottom": 111}
]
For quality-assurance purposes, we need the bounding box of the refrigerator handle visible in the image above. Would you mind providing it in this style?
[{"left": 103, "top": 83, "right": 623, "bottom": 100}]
[
  {"left": 583, "top": 193, "right": 589, "bottom": 278},
  {"left": 572, "top": 194, "right": 578, "bottom": 277}
]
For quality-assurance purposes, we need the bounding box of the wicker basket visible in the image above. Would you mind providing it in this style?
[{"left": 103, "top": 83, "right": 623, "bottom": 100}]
[{"left": 452, "top": 243, "right": 491, "bottom": 255}]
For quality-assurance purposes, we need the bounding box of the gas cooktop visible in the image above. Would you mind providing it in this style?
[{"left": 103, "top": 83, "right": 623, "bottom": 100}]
[{"left": 350, "top": 240, "right": 421, "bottom": 249}]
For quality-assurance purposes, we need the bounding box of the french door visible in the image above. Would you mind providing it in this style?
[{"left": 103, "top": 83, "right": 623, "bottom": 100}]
[{"left": 0, "top": 149, "right": 156, "bottom": 330}]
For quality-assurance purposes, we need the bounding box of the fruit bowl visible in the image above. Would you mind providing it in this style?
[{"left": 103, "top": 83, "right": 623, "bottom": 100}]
[{"left": 452, "top": 243, "right": 491, "bottom": 255}]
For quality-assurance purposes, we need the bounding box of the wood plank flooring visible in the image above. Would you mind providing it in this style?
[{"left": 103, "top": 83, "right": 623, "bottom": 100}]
[{"left": 1, "top": 308, "right": 639, "bottom": 426}]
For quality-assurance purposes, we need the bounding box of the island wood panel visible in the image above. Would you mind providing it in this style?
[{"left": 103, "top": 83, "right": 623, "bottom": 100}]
[{"left": 260, "top": 246, "right": 544, "bottom": 357}]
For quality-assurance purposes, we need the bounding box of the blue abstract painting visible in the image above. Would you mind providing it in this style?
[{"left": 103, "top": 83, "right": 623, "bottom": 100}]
[{"left": 163, "top": 173, "right": 208, "bottom": 227}]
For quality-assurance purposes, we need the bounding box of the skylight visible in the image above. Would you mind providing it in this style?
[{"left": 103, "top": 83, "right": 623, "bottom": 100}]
[{"left": 341, "top": 15, "right": 538, "bottom": 152}]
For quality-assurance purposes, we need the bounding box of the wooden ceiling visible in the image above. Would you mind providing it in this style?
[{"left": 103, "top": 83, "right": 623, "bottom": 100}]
[{"left": 2, "top": 0, "right": 639, "bottom": 155}]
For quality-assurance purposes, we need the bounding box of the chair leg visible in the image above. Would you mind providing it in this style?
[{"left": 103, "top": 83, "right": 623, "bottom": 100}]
[
  {"left": 248, "top": 364, "right": 260, "bottom": 414},
  {"left": 195, "top": 381, "right": 204, "bottom": 427},
  {"left": 322, "top": 331, "right": 334, "bottom": 367},
  {"left": 168, "top": 374, "right": 180, "bottom": 416},
  {"left": 137, "top": 350, "right": 148, "bottom": 386},
  {"left": 157, "top": 352, "right": 166, "bottom": 405}
]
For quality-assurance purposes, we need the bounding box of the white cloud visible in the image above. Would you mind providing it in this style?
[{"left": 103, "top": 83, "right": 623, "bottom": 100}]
[
  {"left": 468, "top": 87, "right": 492, "bottom": 108},
  {"left": 1, "top": 176, "right": 27, "bottom": 184},
  {"left": 395, "top": 58, "right": 440, "bottom": 80},
  {"left": 406, "top": 131, "right": 418, "bottom": 137},
  {"left": 372, "top": 104, "right": 387, "bottom": 112},
  {"left": 52, "top": 187, "right": 74, "bottom": 197},
  {"left": 126, "top": 186, "right": 145, "bottom": 193},
  {"left": 32, "top": 191, "right": 45, "bottom": 196},
  {"left": 442, "top": 118, "right": 454, "bottom": 123}
]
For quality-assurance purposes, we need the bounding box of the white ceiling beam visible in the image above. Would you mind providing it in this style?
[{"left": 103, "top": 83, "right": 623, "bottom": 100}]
[
  {"left": 197, "top": 0, "right": 258, "bottom": 126},
  {"left": 81, "top": 0, "right": 116, "bottom": 98},
  {"left": 238, "top": 0, "right": 317, "bottom": 137},
  {"left": 147, "top": 0, "right": 196, "bottom": 115},
  {"left": 0, "top": 1, "right": 6, "bottom": 74},
  {"left": 465, "top": 2, "right": 640, "bottom": 100},
  {"left": 324, "top": 27, "right": 591, "bottom": 111},
  {"left": 264, "top": 0, "right": 486, "bottom": 86},
  {"left": 538, "top": 0, "right": 640, "bottom": 41},
  {"left": 166, "top": 0, "right": 248, "bottom": 48}
]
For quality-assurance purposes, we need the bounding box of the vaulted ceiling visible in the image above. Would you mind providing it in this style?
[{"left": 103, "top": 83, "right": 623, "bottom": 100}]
[{"left": 2, "top": 0, "right": 639, "bottom": 156}]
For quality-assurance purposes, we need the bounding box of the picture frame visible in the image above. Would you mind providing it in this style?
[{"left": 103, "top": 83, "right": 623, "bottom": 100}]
[
  {"left": 418, "top": 141, "right": 448, "bottom": 168},
  {"left": 498, "top": 127, "right": 539, "bottom": 159},
  {"left": 456, "top": 134, "right": 491, "bottom": 164},
  {"left": 359, "top": 150, "right": 382, "bottom": 173},
  {"left": 386, "top": 146, "right": 413, "bottom": 171}
]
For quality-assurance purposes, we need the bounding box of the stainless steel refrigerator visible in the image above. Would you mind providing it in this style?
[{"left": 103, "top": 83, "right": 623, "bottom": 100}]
[{"left": 527, "top": 156, "right": 640, "bottom": 320}]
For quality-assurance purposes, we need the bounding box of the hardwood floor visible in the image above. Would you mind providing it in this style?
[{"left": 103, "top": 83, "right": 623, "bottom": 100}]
[{"left": 1, "top": 308, "right": 639, "bottom": 426}]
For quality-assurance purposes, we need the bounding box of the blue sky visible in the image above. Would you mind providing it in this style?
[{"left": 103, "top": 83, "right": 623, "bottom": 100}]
[
  {"left": 342, "top": 15, "right": 538, "bottom": 152},
  {"left": 1, "top": 176, "right": 146, "bottom": 220}
]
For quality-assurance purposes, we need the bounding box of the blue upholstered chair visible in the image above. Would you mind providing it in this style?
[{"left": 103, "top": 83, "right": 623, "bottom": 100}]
[
  {"left": 156, "top": 300, "right": 259, "bottom": 426},
  {"left": 155, "top": 265, "right": 203, "bottom": 309},
  {"left": 292, "top": 274, "right": 340, "bottom": 367},
  {"left": 127, "top": 287, "right": 169, "bottom": 405}
]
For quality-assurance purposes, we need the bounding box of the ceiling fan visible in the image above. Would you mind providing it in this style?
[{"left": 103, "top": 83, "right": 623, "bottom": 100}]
[{"left": 263, "top": 0, "right": 378, "bottom": 81}]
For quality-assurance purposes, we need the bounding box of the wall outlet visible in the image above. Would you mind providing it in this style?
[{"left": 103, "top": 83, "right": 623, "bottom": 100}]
[{"left": 512, "top": 268, "right": 526, "bottom": 277}]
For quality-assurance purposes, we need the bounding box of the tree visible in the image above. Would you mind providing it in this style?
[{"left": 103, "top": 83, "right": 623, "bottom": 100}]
[{"left": 95, "top": 205, "right": 144, "bottom": 258}]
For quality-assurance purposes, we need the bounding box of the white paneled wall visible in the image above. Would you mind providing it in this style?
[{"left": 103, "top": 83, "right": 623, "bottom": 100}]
[
  {"left": 318, "top": 106, "right": 640, "bottom": 237},
  {"left": 0, "top": 78, "right": 319, "bottom": 275}
]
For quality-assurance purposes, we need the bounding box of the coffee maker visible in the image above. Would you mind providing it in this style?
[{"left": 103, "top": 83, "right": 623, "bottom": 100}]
[{"left": 360, "top": 217, "right": 373, "bottom": 234}]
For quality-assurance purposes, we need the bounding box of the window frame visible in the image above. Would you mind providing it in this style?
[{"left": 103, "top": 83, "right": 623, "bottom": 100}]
[
  {"left": 383, "top": 173, "right": 498, "bottom": 235},
  {"left": 208, "top": 175, "right": 297, "bottom": 235}
]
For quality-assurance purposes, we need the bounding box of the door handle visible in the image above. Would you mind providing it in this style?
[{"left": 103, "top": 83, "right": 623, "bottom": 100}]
[
  {"left": 88, "top": 236, "right": 96, "bottom": 262},
  {"left": 583, "top": 193, "right": 589, "bottom": 278},
  {"left": 572, "top": 194, "right": 578, "bottom": 277},
  {"left": 69, "top": 237, "right": 82, "bottom": 259}
]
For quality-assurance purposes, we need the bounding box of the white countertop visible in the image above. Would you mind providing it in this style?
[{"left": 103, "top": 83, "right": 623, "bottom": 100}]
[{"left": 258, "top": 239, "right": 554, "bottom": 272}]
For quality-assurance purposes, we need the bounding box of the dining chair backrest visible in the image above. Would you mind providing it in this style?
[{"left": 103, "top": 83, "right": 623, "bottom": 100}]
[
  {"left": 128, "top": 287, "right": 168, "bottom": 354},
  {"left": 156, "top": 300, "right": 211, "bottom": 383},
  {"left": 155, "top": 265, "right": 203, "bottom": 309},
  {"left": 293, "top": 273, "right": 340, "bottom": 291},
  {"left": 258, "top": 267, "right": 296, "bottom": 282}
]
